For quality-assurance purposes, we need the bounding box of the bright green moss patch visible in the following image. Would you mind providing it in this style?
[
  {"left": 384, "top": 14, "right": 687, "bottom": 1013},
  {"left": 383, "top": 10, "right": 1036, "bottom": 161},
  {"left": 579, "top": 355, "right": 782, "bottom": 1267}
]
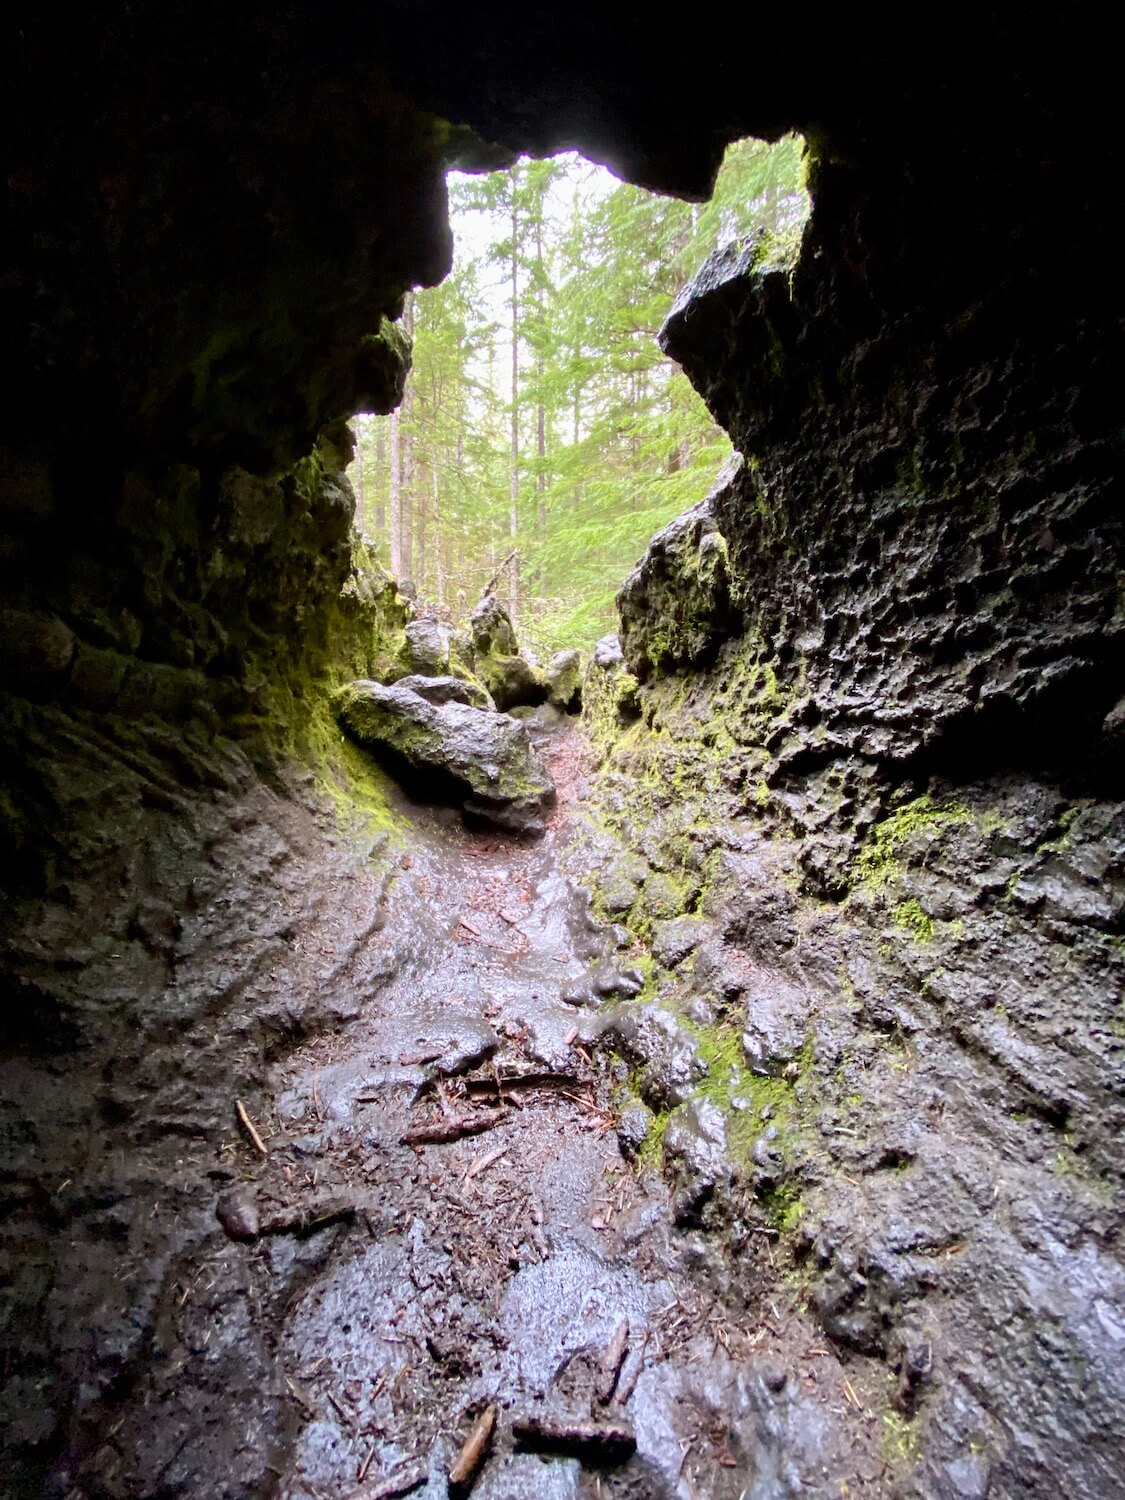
[
  {"left": 854, "top": 796, "right": 973, "bottom": 890},
  {"left": 893, "top": 898, "right": 935, "bottom": 943}
]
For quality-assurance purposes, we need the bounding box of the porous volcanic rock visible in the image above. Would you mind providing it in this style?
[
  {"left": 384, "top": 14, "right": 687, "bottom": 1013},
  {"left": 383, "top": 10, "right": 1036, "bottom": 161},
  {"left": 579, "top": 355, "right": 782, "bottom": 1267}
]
[
  {"left": 334, "top": 677, "right": 555, "bottom": 834},
  {"left": 545, "top": 648, "right": 583, "bottom": 712},
  {"left": 617, "top": 476, "right": 742, "bottom": 682}
]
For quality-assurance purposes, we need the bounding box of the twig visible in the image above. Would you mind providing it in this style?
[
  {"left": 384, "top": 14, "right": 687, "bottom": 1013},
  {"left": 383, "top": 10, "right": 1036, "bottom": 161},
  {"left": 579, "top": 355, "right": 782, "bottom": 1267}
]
[
  {"left": 448, "top": 1404, "right": 496, "bottom": 1493},
  {"left": 467, "top": 1145, "right": 510, "bottom": 1181},
  {"left": 482, "top": 548, "right": 518, "bottom": 597},
  {"left": 596, "top": 1319, "right": 630, "bottom": 1404},
  {"left": 401, "top": 1110, "right": 507, "bottom": 1146},
  {"left": 258, "top": 1193, "right": 357, "bottom": 1236},
  {"left": 343, "top": 1460, "right": 428, "bottom": 1500},
  {"left": 235, "top": 1099, "right": 268, "bottom": 1158},
  {"left": 614, "top": 1335, "right": 646, "bottom": 1406},
  {"left": 512, "top": 1413, "right": 635, "bottom": 1461}
]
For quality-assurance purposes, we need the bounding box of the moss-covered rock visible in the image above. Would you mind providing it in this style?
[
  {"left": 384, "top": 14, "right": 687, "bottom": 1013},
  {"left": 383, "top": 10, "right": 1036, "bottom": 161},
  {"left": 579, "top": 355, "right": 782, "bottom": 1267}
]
[
  {"left": 546, "top": 648, "right": 583, "bottom": 712},
  {"left": 334, "top": 677, "right": 555, "bottom": 834},
  {"left": 617, "top": 478, "right": 741, "bottom": 683}
]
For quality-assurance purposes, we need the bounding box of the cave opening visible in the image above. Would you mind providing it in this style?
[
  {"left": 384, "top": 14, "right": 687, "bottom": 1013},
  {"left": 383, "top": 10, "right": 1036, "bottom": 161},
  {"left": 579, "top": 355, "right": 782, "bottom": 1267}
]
[
  {"left": 345, "top": 135, "right": 810, "bottom": 658},
  {"left": 2, "top": 14, "right": 1123, "bottom": 1499}
]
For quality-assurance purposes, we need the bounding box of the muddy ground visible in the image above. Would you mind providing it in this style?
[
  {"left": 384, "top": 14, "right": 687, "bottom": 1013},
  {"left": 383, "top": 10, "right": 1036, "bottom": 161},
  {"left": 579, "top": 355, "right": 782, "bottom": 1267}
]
[{"left": 0, "top": 714, "right": 893, "bottom": 1499}]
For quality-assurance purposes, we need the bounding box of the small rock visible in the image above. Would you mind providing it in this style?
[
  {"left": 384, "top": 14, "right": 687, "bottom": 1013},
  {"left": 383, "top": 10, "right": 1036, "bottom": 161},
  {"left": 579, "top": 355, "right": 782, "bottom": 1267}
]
[
  {"left": 617, "top": 1103, "right": 654, "bottom": 1161},
  {"left": 403, "top": 617, "right": 451, "bottom": 675},
  {"left": 396, "top": 673, "right": 493, "bottom": 710},
  {"left": 216, "top": 1187, "right": 260, "bottom": 1241},
  {"left": 470, "top": 594, "right": 519, "bottom": 656}
]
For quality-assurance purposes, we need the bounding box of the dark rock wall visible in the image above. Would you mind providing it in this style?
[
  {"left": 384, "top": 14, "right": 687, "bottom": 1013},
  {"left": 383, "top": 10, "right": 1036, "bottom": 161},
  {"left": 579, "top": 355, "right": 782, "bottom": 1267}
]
[
  {"left": 578, "top": 35, "right": 1124, "bottom": 1498},
  {"left": 660, "top": 168, "right": 1123, "bottom": 890},
  {"left": 1, "top": 6, "right": 1122, "bottom": 1497}
]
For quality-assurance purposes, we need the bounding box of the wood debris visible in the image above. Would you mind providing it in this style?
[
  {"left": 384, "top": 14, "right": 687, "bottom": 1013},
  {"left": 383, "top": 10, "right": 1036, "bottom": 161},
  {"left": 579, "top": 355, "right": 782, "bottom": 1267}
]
[
  {"left": 512, "top": 1412, "right": 636, "bottom": 1461},
  {"left": 448, "top": 1403, "right": 496, "bottom": 1493},
  {"left": 235, "top": 1098, "right": 268, "bottom": 1157},
  {"left": 257, "top": 1193, "right": 357, "bottom": 1236},
  {"left": 596, "top": 1319, "right": 630, "bottom": 1404},
  {"left": 466, "top": 1145, "right": 509, "bottom": 1181},
  {"left": 399, "top": 1046, "right": 444, "bottom": 1066},
  {"left": 343, "top": 1459, "right": 428, "bottom": 1500},
  {"left": 401, "top": 1110, "right": 507, "bottom": 1146}
]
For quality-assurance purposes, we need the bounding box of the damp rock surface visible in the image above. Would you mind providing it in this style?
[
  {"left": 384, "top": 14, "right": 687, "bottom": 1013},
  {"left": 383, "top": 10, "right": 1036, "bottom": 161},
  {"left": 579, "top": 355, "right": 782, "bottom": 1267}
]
[{"left": 335, "top": 677, "right": 556, "bottom": 834}]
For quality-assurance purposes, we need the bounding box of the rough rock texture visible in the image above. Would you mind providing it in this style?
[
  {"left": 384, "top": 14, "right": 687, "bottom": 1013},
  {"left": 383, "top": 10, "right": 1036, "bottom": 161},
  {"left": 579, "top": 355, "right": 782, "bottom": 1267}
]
[
  {"left": 470, "top": 594, "right": 520, "bottom": 658},
  {"left": 466, "top": 594, "right": 549, "bottom": 711},
  {"left": 546, "top": 648, "right": 583, "bottom": 713},
  {"left": 335, "top": 678, "right": 555, "bottom": 834},
  {"left": 571, "top": 67, "right": 1125, "bottom": 1495},
  {"left": 1, "top": 9, "right": 1122, "bottom": 1499},
  {"left": 617, "top": 477, "right": 742, "bottom": 681},
  {"left": 402, "top": 616, "right": 452, "bottom": 676}
]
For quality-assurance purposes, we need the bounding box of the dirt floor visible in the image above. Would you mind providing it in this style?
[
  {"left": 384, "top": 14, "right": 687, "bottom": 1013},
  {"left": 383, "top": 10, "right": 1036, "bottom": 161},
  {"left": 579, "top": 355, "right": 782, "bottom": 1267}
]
[{"left": 1, "top": 713, "right": 890, "bottom": 1499}]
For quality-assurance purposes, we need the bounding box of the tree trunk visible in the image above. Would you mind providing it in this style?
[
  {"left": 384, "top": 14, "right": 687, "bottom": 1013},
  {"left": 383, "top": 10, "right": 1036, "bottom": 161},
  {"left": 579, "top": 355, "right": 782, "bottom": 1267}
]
[
  {"left": 432, "top": 464, "right": 444, "bottom": 606},
  {"left": 389, "top": 408, "right": 402, "bottom": 577},
  {"left": 508, "top": 188, "right": 520, "bottom": 623},
  {"left": 354, "top": 419, "right": 367, "bottom": 531},
  {"left": 374, "top": 422, "right": 386, "bottom": 539},
  {"left": 401, "top": 292, "right": 415, "bottom": 583}
]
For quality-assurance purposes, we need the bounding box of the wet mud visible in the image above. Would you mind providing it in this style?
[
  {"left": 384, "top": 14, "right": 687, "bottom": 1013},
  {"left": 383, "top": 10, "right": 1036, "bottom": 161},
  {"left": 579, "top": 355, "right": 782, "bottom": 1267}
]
[{"left": 1, "top": 716, "right": 884, "bottom": 1499}]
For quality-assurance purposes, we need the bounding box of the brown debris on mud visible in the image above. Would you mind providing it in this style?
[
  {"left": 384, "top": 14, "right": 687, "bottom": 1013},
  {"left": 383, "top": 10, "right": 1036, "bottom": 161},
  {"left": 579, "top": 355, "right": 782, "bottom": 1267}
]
[{"left": 0, "top": 715, "right": 885, "bottom": 1499}]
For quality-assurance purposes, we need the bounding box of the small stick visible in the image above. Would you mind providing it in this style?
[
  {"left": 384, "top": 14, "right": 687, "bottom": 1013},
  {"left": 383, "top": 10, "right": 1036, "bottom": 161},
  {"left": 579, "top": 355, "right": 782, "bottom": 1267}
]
[
  {"left": 448, "top": 1404, "right": 496, "bottom": 1493},
  {"left": 257, "top": 1193, "right": 357, "bottom": 1236},
  {"left": 343, "top": 1460, "right": 428, "bottom": 1500},
  {"left": 235, "top": 1099, "right": 268, "bottom": 1157},
  {"left": 596, "top": 1319, "right": 630, "bottom": 1404},
  {"left": 614, "top": 1335, "right": 646, "bottom": 1407},
  {"left": 467, "top": 1145, "right": 509, "bottom": 1181},
  {"left": 458, "top": 916, "right": 482, "bottom": 937},
  {"left": 401, "top": 1111, "right": 507, "bottom": 1146},
  {"left": 399, "top": 1047, "right": 444, "bottom": 1066},
  {"left": 512, "top": 1413, "right": 635, "bottom": 1461}
]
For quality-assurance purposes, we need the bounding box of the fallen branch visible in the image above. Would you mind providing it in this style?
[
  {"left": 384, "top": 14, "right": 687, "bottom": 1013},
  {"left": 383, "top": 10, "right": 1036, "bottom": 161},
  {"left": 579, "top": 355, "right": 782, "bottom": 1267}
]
[
  {"left": 512, "top": 1412, "right": 635, "bottom": 1462},
  {"left": 258, "top": 1193, "right": 357, "bottom": 1236},
  {"left": 463, "top": 1071, "right": 580, "bottom": 1098},
  {"left": 344, "top": 1460, "right": 428, "bottom": 1500},
  {"left": 401, "top": 1110, "right": 507, "bottom": 1146},
  {"left": 235, "top": 1098, "right": 268, "bottom": 1158},
  {"left": 482, "top": 549, "right": 518, "bottom": 597},
  {"left": 448, "top": 1404, "right": 496, "bottom": 1494},
  {"left": 596, "top": 1319, "right": 630, "bottom": 1404}
]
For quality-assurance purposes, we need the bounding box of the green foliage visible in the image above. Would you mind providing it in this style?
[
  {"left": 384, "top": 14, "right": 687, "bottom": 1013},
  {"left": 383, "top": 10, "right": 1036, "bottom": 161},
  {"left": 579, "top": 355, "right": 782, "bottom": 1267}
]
[{"left": 347, "top": 138, "right": 809, "bottom": 650}]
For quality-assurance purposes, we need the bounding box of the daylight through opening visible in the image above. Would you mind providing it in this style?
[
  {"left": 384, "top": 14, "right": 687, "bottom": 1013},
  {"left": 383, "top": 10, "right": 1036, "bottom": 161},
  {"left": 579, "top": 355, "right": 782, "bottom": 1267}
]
[{"left": 347, "top": 135, "right": 809, "bottom": 657}]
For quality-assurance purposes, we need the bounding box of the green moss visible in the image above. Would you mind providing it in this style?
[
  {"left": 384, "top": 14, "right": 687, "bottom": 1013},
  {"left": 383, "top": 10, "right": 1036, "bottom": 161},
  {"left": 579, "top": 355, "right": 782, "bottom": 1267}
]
[
  {"left": 854, "top": 796, "right": 973, "bottom": 891},
  {"left": 637, "top": 1108, "right": 671, "bottom": 1171},
  {"left": 882, "top": 1411, "right": 922, "bottom": 1466},
  {"left": 893, "top": 898, "right": 935, "bottom": 943}
]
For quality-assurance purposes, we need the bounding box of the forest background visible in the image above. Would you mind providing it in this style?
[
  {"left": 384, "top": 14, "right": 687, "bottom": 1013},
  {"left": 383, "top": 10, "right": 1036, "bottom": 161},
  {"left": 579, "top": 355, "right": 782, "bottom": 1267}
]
[{"left": 347, "top": 136, "right": 808, "bottom": 654}]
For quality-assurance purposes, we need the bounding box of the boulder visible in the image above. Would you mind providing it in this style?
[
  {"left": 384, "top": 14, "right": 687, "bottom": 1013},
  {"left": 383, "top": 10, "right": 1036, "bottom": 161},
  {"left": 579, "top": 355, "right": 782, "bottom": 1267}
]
[
  {"left": 334, "top": 678, "right": 555, "bottom": 835},
  {"left": 477, "top": 651, "right": 548, "bottom": 712},
  {"left": 616, "top": 471, "right": 742, "bottom": 681},
  {"left": 546, "top": 648, "right": 582, "bottom": 712},
  {"left": 470, "top": 593, "right": 519, "bottom": 656},
  {"left": 394, "top": 674, "right": 494, "bottom": 710},
  {"left": 402, "top": 617, "right": 451, "bottom": 676}
]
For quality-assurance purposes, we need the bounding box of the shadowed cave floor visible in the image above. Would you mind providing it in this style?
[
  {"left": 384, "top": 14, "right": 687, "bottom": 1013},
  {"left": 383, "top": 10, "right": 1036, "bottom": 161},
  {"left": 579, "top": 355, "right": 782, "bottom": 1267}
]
[{"left": 0, "top": 715, "right": 888, "bottom": 1499}]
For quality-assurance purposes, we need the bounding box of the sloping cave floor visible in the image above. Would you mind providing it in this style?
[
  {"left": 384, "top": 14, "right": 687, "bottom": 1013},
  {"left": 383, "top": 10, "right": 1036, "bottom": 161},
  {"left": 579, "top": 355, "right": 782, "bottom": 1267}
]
[{"left": 0, "top": 714, "right": 889, "bottom": 1500}]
